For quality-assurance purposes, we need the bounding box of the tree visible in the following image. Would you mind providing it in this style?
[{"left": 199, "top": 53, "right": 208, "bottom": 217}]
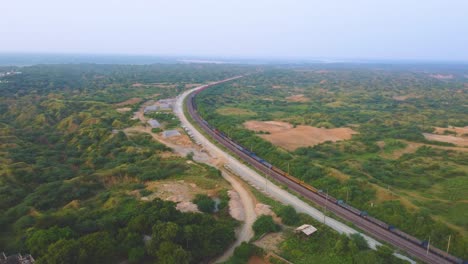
[
  {"left": 77, "top": 232, "right": 116, "bottom": 264},
  {"left": 40, "top": 239, "right": 79, "bottom": 264},
  {"left": 156, "top": 241, "right": 191, "bottom": 264},
  {"left": 128, "top": 247, "right": 145, "bottom": 263},
  {"left": 252, "top": 215, "right": 279, "bottom": 236},
  {"left": 376, "top": 245, "right": 393, "bottom": 262},
  {"left": 26, "top": 226, "right": 75, "bottom": 256}
]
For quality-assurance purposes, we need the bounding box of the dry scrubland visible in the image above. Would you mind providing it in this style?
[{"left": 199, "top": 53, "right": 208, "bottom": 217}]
[{"left": 195, "top": 66, "right": 468, "bottom": 259}]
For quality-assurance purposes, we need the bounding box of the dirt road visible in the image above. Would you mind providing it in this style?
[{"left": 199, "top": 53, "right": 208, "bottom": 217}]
[
  {"left": 127, "top": 93, "right": 257, "bottom": 262},
  {"left": 213, "top": 171, "right": 256, "bottom": 263}
]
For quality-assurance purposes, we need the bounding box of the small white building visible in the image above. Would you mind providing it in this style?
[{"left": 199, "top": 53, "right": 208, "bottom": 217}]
[
  {"left": 295, "top": 224, "right": 317, "bottom": 236},
  {"left": 147, "top": 119, "right": 161, "bottom": 128}
]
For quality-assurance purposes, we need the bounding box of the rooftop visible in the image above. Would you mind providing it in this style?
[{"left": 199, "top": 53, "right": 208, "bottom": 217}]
[{"left": 295, "top": 224, "right": 317, "bottom": 236}]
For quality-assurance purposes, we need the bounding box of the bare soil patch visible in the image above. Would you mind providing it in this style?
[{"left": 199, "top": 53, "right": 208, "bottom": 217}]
[
  {"left": 253, "top": 232, "right": 284, "bottom": 253},
  {"left": 116, "top": 107, "right": 131, "bottom": 113},
  {"left": 423, "top": 133, "right": 468, "bottom": 147},
  {"left": 143, "top": 180, "right": 210, "bottom": 213},
  {"left": 433, "top": 126, "right": 468, "bottom": 137},
  {"left": 244, "top": 121, "right": 358, "bottom": 151},
  {"left": 392, "top": 94, "right": 421, "bottom": 101},
  {"left": 228, "top": 190, "right": 245, "bottom": 221},
  {"left": 381, "top": 140, "right": 468, "bottom": 159},
  {"left": 285, "top": 94, "right": 310, "bottom": 102},
  {"left": 114, "top": 97, "right": 142, "bottom": 106},
  {"left": 248, "top": 255, "right": 269, "bottom": 264}
]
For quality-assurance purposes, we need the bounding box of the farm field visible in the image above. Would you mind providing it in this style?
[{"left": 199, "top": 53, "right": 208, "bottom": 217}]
[{"left": 195, "top": 65, "right": 468, "bottom": 259}]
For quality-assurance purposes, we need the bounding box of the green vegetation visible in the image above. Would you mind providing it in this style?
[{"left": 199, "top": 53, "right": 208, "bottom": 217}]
[
  {"left": 253, "top": 215, "right": 280, "bottom": 237},
  {"left": 196, "top": 65, "right": 468, "bottom": 258},
  {"left": 145, "top": 112, "right": 179, "bottom": 129},
  {"left": 0, "top": 64, "right": 252, "bottom": 263},
  {"left": 277, "top": 205, "right": 300, "bottom": 226},
  {"left": 193, "top": 194, "right": 216, "bottom": 213}
]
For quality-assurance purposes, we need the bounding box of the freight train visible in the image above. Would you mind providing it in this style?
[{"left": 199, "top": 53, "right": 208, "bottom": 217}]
[{"left": 190, "top": 90, "right": 466, "bottom": 264}]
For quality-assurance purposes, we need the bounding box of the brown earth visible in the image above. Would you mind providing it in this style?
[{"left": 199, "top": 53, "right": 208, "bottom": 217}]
[
  {"left": 244, "top": 121, "right": 358, "bottom": 151},
  {"left": 248, "top": 255, "right": 269, "bottom": 264},
  {"left": 423, "top": 133, "right": 468, "bottom": 147},
  {"left": 392, "top": 94, "right": 421, "bottom": 101},
  {"left": 433, "top": 126, "right": 468, "bottom": 136},
  {"left": 380, "top": 140, "right": 468, "bottom": 159},
  {"left": 285, "top": 94, "right": 310, "bottom": 102},
  {"left": 253, "top": 232, "right": 284, "bottom": 253},
  {"left": 114, "top": 97, "right": 142, "bottom": 106},
  {"left": 116, "top": 107, "right": 132, "bottom": 113}
]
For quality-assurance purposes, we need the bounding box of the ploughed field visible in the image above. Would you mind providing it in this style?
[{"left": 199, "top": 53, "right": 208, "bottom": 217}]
[{"left": 194, "top": 65, "right": 468, "bottom": 259}]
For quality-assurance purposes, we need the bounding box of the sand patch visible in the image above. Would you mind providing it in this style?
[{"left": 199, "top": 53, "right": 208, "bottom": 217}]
[
  {"left": 244, "top": 121, "right": 357, "bottom": 151},
  {"left": 285, "top": 94, "right": 310, "bottom": 102},
  {"left": 114, "top": 97, "right": 142, "bottom": 106},
  {"left": 423, "top": 133, "right": 468, "bottom": 147}
]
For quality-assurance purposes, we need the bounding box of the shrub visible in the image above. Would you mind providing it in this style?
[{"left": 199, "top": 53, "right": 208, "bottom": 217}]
[
  {"left": 252, "top": 215, "right": 279, "bottom": 236},
  {"left": 278, "top": 205, "right": 300, "bottom": 226},
  {"left": 193, "top": 194, "right": 215, "bottom": 213}
]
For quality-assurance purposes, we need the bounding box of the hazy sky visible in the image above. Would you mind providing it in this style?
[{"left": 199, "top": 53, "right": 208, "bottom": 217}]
[{"left": 1, "top": 0, "right": 468, "bottom": 61}]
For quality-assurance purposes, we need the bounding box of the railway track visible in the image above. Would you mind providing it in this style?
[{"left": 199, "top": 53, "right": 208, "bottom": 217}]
[{"left": 185, "top": 80, "right": 465, "bottom": 264}]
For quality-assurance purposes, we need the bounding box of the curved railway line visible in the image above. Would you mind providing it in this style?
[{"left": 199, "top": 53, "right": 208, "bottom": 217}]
[{"left": 185, "top": 78, "right": 466, "bottom": 264}]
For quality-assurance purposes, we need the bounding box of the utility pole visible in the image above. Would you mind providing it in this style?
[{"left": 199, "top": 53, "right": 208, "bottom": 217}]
[
  {"left": 323, "top": 189, "right": 329, "bottom": 224},
  {"left": 447, "top": 235, "right": 451, "bottom": 253},
  {"left": 287, "top": 162, "right": 290, "bottom": 175},
  {"left": 426, "top": 237, "right": 431, "bottom": 255}
]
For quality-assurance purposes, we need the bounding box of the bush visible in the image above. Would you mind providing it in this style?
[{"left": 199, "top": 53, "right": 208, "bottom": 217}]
[
  {"left": 278, "top": 205, "right": 300, "bottom": 226},
  {"left": 193, "top": 194, "right": 215, "bottom": 213},
  {"left": 139, "top": 189, "right": 152, "bottom": 197},
  {"left": 252, "top": 215, "right": 279, "bottom": 236},
  {"left": 350, "top": 233, "right": 369, "bottom": 250}
]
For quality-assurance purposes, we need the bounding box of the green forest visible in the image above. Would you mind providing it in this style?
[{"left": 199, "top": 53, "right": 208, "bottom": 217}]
[
  {"left": 195, "top": 65, "right": 468, "bottom": 259},
  {"left": 0, "top": 64, "right": 251, "bottom": 263}
]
